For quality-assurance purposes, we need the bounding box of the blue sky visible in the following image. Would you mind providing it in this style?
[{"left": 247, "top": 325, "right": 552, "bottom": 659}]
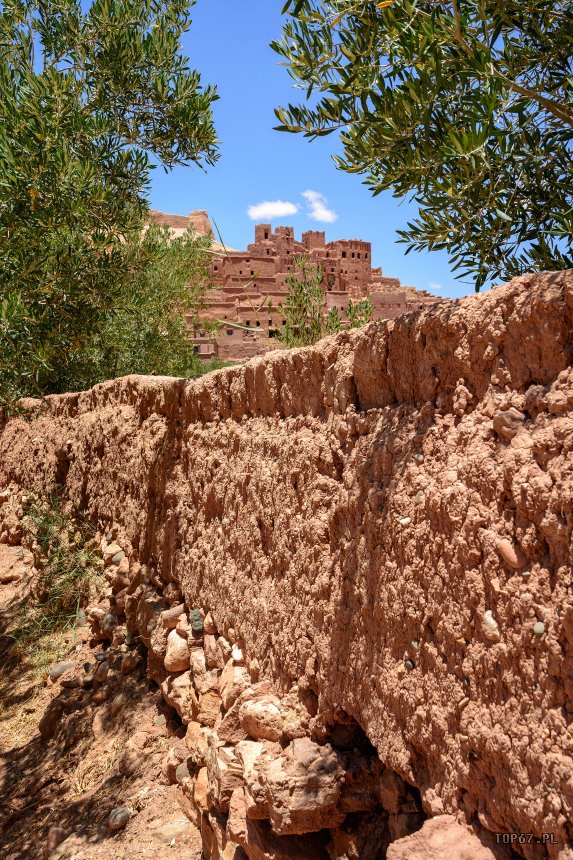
[{"left": 149, "top": 0, "right": 479, "bottom": 300}]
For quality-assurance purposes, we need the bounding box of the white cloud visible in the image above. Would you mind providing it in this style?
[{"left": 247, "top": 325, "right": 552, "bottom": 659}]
[
  {"left": 302, "top": 190, "right": 338, "bottom": 223},
  {"left": 429, "top": 281, "right": 443, "bottom": 291},
  {"left": 247, "top": 200, "right": 299, "bottom": 220}
]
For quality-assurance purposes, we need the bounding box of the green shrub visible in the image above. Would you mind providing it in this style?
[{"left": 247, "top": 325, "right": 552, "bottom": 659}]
[
  {"left": 3, "top": 493, "right": 104, "bottom": 673},
  {"left": 0, "top": 0, "right": 219, "bottom": 408},
  {"left": 53, "top": 224, "right": 228, "bottom": 392},
  {"left": 276, "top": 255, "right": 375, "bottom": 347}
]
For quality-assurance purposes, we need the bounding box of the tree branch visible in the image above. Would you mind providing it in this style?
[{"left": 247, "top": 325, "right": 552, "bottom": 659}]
[{"left": 448, "top": 2, "right": 573, "bottom": 128}]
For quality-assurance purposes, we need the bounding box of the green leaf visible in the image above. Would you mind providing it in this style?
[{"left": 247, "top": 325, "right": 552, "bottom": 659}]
[
  {"left": 495, "top": 208, "right": 513, "bottom": 222},
  {"left": 272, "top": 0, "right": 573, "bottom": 290}
]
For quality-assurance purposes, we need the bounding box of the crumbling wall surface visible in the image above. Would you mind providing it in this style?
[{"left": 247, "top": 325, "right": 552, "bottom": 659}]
[{"left": 1, "top": 270, "right": 573, "bottom": 857}]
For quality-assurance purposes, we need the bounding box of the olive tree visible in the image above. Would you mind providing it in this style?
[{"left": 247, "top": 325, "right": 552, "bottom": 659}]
[
  {"left": 278, "top": 255, "right": 325, "bottom": 347},
  {"left": 277, "top": 255, "right": 375, "bottom": 346},
  {"left": 54, "top": 225, "right": 227, "bottom": 392},
  {"left": 273, "top": 1, "right": 573, "bottom": 288},
  {"left": 0, "top": 0, "right": 218, "bottom": 406}
]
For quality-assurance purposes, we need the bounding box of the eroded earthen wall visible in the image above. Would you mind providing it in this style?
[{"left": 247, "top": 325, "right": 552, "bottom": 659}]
[{"left": 1, "top": 271, "right": 573, "bottom": 858}]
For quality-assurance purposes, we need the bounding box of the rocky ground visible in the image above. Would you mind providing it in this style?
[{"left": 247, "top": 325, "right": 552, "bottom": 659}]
[{"left": 0, "top": 540, "right": 204, "bottom": 860}]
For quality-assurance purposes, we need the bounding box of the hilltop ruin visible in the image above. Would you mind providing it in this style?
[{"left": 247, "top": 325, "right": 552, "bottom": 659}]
[{"left": 147, "top": 210, "right": 439, "bottom": 361}]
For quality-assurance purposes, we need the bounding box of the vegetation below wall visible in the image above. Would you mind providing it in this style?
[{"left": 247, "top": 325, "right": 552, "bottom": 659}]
[{"left": 1, "top": 489, "right": 105, "bottom": 676}]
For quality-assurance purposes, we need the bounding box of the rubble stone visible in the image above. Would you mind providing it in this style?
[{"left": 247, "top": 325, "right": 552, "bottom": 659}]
[
  {"left": 386, "top": 814, "right": 498, "bottom": 860},
  {"left": 227, "top": 788, "right": 330, "bottom": 860},
  {"left": 259, "top": 739, "right": 345, "bottom": 835},
  {"left": 185, "top": 720, "right": 209, "bottom": 767},
  {"left": 161, "top": 673, "right": 198, "bottom": 724},
  {"left": 107, "top": 806, "right": 131, "bottom": 831},
  {"left": 198, "top": 689, "right": 222, "bottom": 727},
  {"left": 220, "top": 660, "right": 251, "bottom": 710},
  {"left": 239, "top": 693, "right": 285, "bottom": 742},
  {"left": 165, "top": 629, "right": 191, "bottom": 672}
]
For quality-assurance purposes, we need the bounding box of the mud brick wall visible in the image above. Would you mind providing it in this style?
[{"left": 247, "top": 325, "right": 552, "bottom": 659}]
[{"left": 1, "top": 270, "right": 572, "bottom": 858}]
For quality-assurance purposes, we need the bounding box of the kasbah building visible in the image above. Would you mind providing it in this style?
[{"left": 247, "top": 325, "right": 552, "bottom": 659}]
[{"left": 148, "top": 209, "right": 441, "bottom": 362}]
